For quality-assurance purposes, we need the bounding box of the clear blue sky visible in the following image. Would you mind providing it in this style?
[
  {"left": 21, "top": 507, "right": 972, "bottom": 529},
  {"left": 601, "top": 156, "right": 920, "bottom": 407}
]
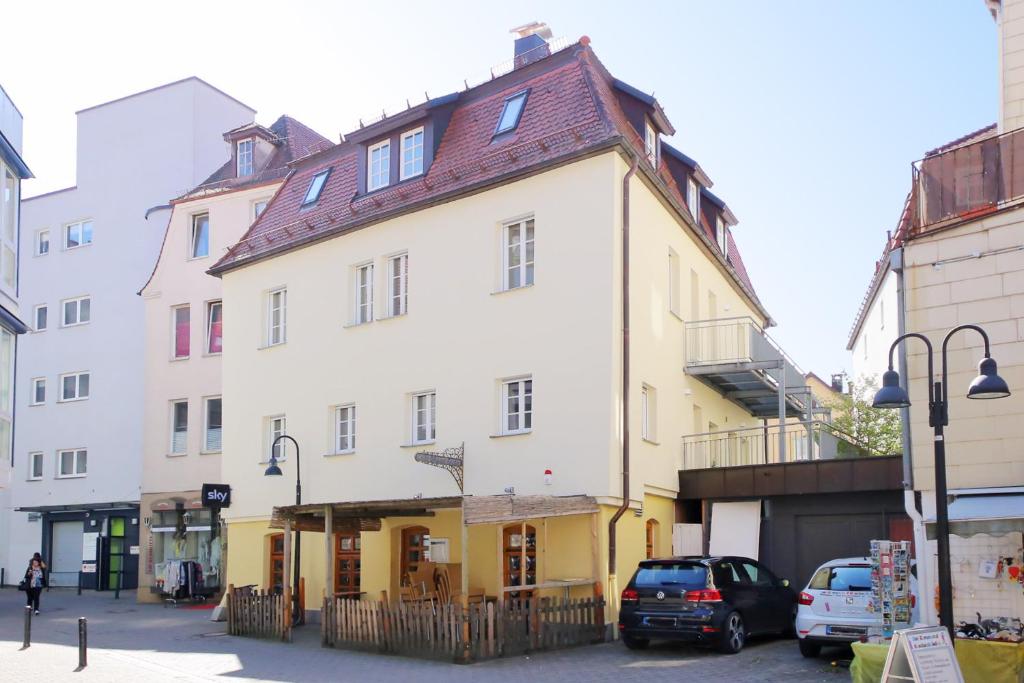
[{"left": 2, "top": 1, "right": 998, "bottom": 376}]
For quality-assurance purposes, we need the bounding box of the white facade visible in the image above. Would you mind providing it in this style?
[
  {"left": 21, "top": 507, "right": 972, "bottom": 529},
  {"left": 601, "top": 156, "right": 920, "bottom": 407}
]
[
  {"left": 849, "top": 263, "right": 900, "bottom": 386},
  {"left": 5, "top": 78, "right": 253, "bottom": 585},
  {"left": 0, "top": 83, "right": 29, "bottom": 583}
]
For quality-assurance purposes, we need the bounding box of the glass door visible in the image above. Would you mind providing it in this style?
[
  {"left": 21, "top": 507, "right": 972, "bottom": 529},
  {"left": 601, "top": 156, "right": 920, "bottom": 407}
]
[{"left": 107, "top": 517, "right": 126, "bottom": 590}]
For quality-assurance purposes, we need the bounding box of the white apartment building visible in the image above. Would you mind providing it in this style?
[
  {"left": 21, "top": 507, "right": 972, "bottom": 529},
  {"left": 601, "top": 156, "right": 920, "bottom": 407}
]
[
  {"left": 6, "top": 78, "right": 254, "bottom": 589},
  {"left": 0, "top": 83, "right": 31, "bottom": 585}
]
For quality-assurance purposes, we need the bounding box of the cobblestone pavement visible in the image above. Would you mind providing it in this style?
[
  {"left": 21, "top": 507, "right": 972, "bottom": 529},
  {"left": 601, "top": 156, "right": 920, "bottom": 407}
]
[{"left": 0, "top": 589, "right": 850, "bottom": 682}]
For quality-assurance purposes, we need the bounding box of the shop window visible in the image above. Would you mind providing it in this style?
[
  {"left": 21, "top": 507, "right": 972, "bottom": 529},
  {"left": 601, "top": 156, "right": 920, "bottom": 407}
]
[
  {"left": 334, "top": 532, "right": 361, "bottom": 596},
  {"left": 400, "top": 526, "right": 430, "bottom": 580},
  {"left": 503, "top": 524, "right": 536, "bottom": 601},
  {"left": 269, "top": 533, "right": 285, "bottom": 594}
]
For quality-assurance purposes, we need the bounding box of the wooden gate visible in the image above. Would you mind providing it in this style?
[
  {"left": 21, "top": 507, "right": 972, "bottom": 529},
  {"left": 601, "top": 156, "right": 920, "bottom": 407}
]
[{"left": 227, "top": 585, "right": 291, "bottom": 641}]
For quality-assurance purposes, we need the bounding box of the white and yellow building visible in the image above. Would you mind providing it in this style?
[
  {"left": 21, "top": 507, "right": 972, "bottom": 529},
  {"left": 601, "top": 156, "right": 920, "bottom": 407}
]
[
  {"left": 209, "top": 30, "right": 794, "bottom": 624},
  {"left": 137, "top": 116, "right": 330, "bottom": 602}
]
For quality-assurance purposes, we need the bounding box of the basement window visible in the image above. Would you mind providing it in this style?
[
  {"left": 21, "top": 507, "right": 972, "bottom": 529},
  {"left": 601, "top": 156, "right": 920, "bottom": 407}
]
[
  {"left": 494, "top": 90, "right": 529, "bottom": 135},
  {"left": 302, "top": 169, "right": 331, "bottom": 206}
]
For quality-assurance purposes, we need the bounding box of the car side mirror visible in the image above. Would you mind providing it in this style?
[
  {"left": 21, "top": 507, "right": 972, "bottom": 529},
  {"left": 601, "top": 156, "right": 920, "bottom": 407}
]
[{"left": 779, "top": 578, "right": 790, "bottom": 588}]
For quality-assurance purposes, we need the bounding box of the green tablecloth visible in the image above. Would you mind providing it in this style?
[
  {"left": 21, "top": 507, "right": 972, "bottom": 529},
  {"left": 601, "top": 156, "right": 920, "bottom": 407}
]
[{"left": 851, "top": 638, "right": 1024, "bottom": 683}]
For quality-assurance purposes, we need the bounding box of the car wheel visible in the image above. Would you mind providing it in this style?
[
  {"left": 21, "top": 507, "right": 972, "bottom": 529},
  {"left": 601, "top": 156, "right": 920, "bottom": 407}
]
[
  {"left": 719, "top": 612, "right": 745, "bottom": 654},
  {"left": 798, "top": 638, "right": 822, "bottom": 658},
  {"left": 622, "top": 635, "right": 649, "bottom": 650}
]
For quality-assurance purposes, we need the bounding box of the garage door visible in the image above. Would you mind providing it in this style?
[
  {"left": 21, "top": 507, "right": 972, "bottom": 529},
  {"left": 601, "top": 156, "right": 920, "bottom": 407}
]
[
  {"left": 795, "top": 513, "right": 885, "bottom": 588},
  {"left": 51, "top": 521, "right": 83, "bottom": 587}
]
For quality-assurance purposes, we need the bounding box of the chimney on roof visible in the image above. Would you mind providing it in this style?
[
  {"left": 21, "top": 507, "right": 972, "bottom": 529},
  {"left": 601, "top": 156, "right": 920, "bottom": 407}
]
[
  {"left": 511, "top": 22, "right": 553, "bottom": 69},
  {"left": 831, "top": 373, "right": 845, "bottom": 393}
]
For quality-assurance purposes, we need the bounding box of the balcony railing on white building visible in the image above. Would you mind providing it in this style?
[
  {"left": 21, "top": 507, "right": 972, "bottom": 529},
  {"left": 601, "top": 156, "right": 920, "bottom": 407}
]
[{"left": 681, "top": 420, "right": 873, "bottom": 470}]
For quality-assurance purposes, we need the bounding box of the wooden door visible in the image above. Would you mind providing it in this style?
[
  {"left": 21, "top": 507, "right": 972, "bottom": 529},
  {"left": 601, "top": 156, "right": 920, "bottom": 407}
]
[
  {"left": 269, "top": 533, "right": 284, "bottom": 594},
  {"left": 400, "top": 526, "right": 430, "bottom": 580},
  {"left": 334, "top": 532, "right": 361, "bottom": 596},
  {"left": 645, "top": 519, "right": 659, "bottom": 559}
]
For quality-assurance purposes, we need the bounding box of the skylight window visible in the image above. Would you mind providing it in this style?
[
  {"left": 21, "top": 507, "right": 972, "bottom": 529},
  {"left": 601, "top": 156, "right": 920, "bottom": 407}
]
[
  {"left": 302, "top": 169, "right": 330, "bottom": 205},
  {"left": 495, "top": 90, "right": 529, "bottom": 135}
]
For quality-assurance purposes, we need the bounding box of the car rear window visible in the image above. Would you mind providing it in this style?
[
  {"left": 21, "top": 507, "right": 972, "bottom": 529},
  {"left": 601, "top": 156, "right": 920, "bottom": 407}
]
[
  {"left": 809, "top": 565, "right": 872, "bottom": 592},
  {"left": 634, "top": 563, "right": 708, "bottom": 588}
]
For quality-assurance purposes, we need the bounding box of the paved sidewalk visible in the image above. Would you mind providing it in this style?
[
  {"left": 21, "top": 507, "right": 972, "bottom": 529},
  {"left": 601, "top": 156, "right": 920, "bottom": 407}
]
[{"left": 0, "top": 588, "right": 847, "bottom": 682}]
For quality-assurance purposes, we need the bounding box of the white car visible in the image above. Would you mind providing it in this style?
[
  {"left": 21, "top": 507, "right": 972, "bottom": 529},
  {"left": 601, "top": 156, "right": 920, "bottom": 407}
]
[{"left": 795, "top": 556, "right": 917, "bottom": 658}]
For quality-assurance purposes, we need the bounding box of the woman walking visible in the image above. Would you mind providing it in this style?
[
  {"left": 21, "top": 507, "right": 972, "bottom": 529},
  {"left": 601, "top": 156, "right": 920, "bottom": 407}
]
[{"left": 24, "top": 557, "right": 45, "bottom": 615}]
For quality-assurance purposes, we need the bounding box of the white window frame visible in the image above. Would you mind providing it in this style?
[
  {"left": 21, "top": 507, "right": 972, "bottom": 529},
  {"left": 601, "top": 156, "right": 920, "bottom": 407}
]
[
  {"left": 203, "top": 396, "right": 223, "bottom": 453},
  {"left": 170, "top": 400, "right": 188, "bottom": 455},
  {"left": 63, "top": 220, "right": 93, "bottom": 250},
  {"left": 399, "top": 127, "right": 424, "bottom": 180},
  {"left": 644, "top": 119, "right": 658, "bottom": 167},
  {"left": 410, "top": 391, "right": 436, "bottom": 445},
  {"left": 61, "top": 295, "right": 91, "bottom": 327},
  {"left": 190, "top": 213, "right": 210, "bottom": 259},
  {"left": 206, "top": 300, "right": 223, "bottom": 355},
  {"left": 172, "top": 304, "right": 190, "bottom": 359},
  {"left": 35, "top": 230, "right": 49, "bottom": 256},
  {"left": 56, "top": 448, "right": 87, "bottom": 478},
  {"left": 716, "top": 216, "right": 727, "bottom": 254},
  {"left": 641, "top": 384, "right": 657, "bottom": 442},
  {"left": 253, "top": 199, "right": 269, "bottom": 221},
  {"left": 387, "top": 253, "right": 408, "bottom": 317},
  {"left": 367, "top": 139, "right": 391, "bottom": 191},
  {"left": 28, "top": 451, "right": 43, "bottom": 481},
  {"left": 59, "top": 371, "right": 90, "bottom": 402},
  {"left": 33, "top": 304, "right": 47, "bottom": 332},
  {"left": 30, "top": 377, "right": 45, "bottom": 406},
  {"left": 687, "top": 179, "right": 700, "bottom": 223},
  {"left": 354, "top": 263, "right": 374, "bottom": 324},
  {"left": 502, "top": 217, "right": 535, "bottom": 290},
  {"left": 267, "top": 288, "right": 287, "bottom": 346},
  {"left": 267, "top": 415, "right": 287, "bottom": 461},
  {"left": 334, "top": 404, "right": 356, "bottom": 454},
  {"left": 501, "top": 377, "right": 533, "bottom": 435},
  {"left": 237, "top": 138, "right": 254, "bottom": 177}
]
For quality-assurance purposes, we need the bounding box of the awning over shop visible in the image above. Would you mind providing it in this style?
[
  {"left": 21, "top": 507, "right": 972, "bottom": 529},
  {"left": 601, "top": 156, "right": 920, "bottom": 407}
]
[
  {"left": 462, "top": 495, "right": 598, "bottom": 525},
  {"left": 925, "top": 493, "right": 1024, "bottom": 539}
]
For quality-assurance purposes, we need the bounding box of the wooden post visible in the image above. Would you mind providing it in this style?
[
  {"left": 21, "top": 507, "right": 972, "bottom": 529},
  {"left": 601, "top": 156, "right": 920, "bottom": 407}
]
[
  {"left": 495, "top": 525, "right": 504, "bottom": 604},
  {"left": 519, "top": 521, "right": 526, "bottom": 590},
  {"left": 324, "top": 505, "right": 334, "bottom": 598},
  {"left": 540, "top": 517, "right": 548, "bottom": 586},
  {"left": 590, "top": 512, "right": 604, "bottom": 638},
  {"left": 283, "top": 519, "right": 293, "bottom": 641},
  {"left": 459, "top": 502, "right": 471, "bottom": 663}
]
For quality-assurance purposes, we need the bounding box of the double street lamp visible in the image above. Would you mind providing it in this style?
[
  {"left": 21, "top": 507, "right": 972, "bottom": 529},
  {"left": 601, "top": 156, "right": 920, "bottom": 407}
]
[
  {"left": 873, "top": 324, "right": 1011, "bottom": 636},
  {"left": 264, "top": 434, "right": 302, "bottom": 625}
]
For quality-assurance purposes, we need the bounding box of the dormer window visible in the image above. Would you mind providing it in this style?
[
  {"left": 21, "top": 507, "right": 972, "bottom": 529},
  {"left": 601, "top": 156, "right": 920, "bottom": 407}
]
[
  {"left": 687, "top": 178, "right": 700, "bottom": 222},
  {"left": 400, "top": 127, "right": 424, "bottom": 180},
  {"left": 495, "top": 90, "right": 529, "bottom": 135},
  {"left": 237, "top": 139, "right": 254, "bottom": 177},
  {"left": 303, "top": 169, "right": 330, "bottom": 206},
  {"left": 368, "top": 140, "right": 391, "bottom": 191},
  {"left": 644, "top": 120, "right": 658, "bottom": 167},
  {"left": 716, "top": 215, "right": 727, "bottom": 255}
]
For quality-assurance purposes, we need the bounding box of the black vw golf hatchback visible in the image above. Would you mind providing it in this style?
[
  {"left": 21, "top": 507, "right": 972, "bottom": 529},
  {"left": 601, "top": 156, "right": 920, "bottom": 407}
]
[{"left": 618, "top": 556, "right": 796, "bottom": 654}]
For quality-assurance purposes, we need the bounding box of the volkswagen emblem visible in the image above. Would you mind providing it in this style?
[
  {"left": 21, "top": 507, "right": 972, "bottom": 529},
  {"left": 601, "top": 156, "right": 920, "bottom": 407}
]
[{"left": 656, "top": 591, "right": 665, "bottom": 601}]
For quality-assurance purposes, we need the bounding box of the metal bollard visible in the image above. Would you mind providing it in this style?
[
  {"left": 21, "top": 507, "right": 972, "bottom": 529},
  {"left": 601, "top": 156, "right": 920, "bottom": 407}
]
[
  {"left": 1, "top": 567, "right": 5, "bottom": 588},
  {"left": 77, "top": 571, "right": 82, "bottom": 596},
  {"left": 114, "top": 566, "right": 122, "bottom": 599},
  {"left": 76, "top": 617, "right": 87, "bottom": 670},
  {"left": 22, "top": 605, "right": 31, "bottom": 649}
]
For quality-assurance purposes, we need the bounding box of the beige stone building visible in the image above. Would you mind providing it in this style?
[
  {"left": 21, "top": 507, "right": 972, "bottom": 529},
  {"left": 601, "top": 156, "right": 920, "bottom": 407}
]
[
  {"left": 848, "top": 0, "right": 1024, "bottom": 625},
  {"left": 136, "top": 116, "right": 329, "bottom": 602}
]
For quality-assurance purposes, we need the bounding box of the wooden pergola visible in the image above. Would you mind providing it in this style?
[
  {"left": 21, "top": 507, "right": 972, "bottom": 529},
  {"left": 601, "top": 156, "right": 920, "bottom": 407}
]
[{"left": 270, "top": 494, "right": 602, "bottom": 614}]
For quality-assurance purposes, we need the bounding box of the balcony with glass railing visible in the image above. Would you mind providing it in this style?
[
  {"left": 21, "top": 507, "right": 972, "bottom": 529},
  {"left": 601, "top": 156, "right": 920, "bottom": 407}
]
[{"left": 680, "top": 420, "right": 874, "bottom": 471}]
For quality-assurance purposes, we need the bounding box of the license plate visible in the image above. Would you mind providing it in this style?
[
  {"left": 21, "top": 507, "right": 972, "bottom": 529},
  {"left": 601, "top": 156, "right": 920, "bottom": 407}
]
[
  {"left": 826, "top": 625, "right": 866, "bottom": 636},
  {"left": 645, "top": 617, "right": 676, "bottom": 627}
]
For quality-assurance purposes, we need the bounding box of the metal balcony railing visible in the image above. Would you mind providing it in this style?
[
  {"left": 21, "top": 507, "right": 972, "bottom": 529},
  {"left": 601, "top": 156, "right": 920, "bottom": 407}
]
[
  {"left": 914, "top": 126, "right": 1024, "bottom": 231},
  {"left": 680, "top": 420, "right": 874, "bottom": 471}
]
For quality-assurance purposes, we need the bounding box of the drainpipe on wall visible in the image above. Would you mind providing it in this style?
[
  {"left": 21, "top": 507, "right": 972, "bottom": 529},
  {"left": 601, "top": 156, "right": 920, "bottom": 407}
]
[
  {"left": 893, "top": 247, "right": 934, "bottom": 624},
  {"left": 608, "top": 153, "right": 640, "bottom": 585}
]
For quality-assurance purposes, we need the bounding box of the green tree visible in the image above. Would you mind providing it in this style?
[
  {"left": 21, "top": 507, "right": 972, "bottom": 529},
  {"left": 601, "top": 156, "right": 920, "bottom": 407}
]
[{"left": 828, "top": 375, "right": 903, "bottom": 456}]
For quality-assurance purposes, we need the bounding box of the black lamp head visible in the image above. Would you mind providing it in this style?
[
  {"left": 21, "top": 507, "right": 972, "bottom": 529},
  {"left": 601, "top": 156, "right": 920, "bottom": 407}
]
[
  {"left": 967, "top": 356, "right": 1011, "bottom": 400},
  {"left": 264, "top": 457, "right": 283, "bottom": 476},
  {"left": 872, "top": 369, "right": 911, "bottom": 409}
]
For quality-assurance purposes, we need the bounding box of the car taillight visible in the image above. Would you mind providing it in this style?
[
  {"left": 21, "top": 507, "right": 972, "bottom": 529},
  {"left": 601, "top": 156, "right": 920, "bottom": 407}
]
[
  {"left": 799, "top": 592, "right": 814, "bottom": 606},
  {"left": 621, "top": 588, "right": 639, "bottom": 604},
  {"left": 684, "top": 589, "right": 723, "bottom": 603},
  {"left": 910, "top": 594, "right": 916, "bottom": 608}
]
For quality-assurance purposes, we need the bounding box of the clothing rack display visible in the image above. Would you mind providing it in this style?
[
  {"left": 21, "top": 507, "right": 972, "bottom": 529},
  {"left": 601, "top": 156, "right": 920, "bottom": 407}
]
[{"left": 157, "top": 559, "right": 206, "bottom": 602}]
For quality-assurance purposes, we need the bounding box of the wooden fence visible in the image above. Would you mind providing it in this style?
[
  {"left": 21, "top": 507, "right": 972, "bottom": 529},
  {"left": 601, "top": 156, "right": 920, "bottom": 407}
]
[
  {"left": 227, "top": 585, "right": 291, "bottom": 641},
  {"left": 321, "top": 597, "right": 606, "bottom": 662}
]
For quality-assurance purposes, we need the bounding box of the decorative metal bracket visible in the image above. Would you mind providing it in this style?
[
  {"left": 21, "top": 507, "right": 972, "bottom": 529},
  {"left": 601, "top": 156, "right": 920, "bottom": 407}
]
[{"left": 414, "top": 442, "right": 464, "bottom": 493}]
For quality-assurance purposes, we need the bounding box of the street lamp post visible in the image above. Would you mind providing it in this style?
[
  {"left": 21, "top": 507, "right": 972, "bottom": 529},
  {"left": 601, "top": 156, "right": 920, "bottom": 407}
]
[
  {"left": 264, "top": 434, "right": 302, "bottom": 625},
  {"left": 873, "top": 324, "right": 1010, "bottom": 637}
]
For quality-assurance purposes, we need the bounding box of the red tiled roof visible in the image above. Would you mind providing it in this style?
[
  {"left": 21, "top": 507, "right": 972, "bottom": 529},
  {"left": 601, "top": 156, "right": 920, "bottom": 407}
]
[{"left": 209, "top": 41, "right": 767, "bottom": 319}]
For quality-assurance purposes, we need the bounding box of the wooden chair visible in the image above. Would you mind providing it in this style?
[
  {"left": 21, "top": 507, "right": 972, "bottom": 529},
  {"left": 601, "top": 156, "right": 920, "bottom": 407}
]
[{"left": 437, "top": 564, "right": 486, "bottom": 605}]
